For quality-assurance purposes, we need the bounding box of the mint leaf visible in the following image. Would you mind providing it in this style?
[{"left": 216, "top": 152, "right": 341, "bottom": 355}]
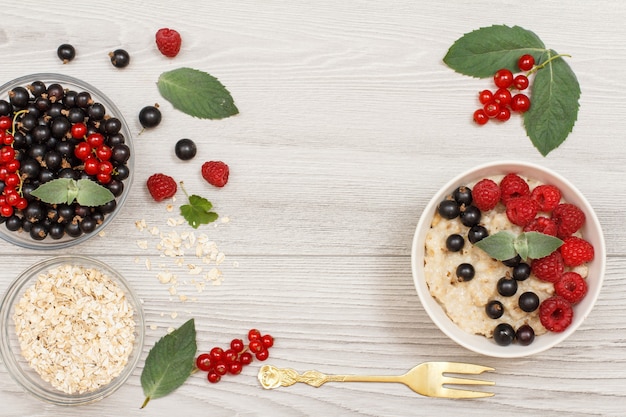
[
  {"left": 524, "top": 231, "right": 563, "bottom": 259},
  {"left": 474, "top": 231, "right": 517, "bottom": 261},
  {"left": 157, "top": 68, "right": 238, "bottom": 119},
  {"left": 443, "top": 25, "right": 545, "bottom": 78},
  {"left": 513, "top": 233, "right": 530, "bottom": 261},
  {"left": 180, "top": 194, "right": 218, "bottom": 229},
  {"left": 140, "top": 319, "right": 197, "bottom": 409},
  {"left": 524, "top": 50, "right": 581, "bottom": 156},
  {"left": 31, "top": 179, "right": 114, "bottom": 206}
]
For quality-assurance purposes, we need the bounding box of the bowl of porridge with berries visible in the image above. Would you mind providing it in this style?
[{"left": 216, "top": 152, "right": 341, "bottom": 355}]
[{"left": 411, "top": 161, "right": 605, "bottom": 358}]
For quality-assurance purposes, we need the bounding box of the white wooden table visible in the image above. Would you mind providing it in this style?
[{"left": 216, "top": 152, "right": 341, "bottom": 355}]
[{"left": 1, "top": 1, "right": 625, "bottom": 416}]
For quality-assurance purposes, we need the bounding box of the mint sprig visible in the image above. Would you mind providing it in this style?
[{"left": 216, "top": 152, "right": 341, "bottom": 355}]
[
  {"left": 474, "top": 231, "right": 563, "bottom": 261},
  {"left": 30, "top": 178, "right": 115, "bottom": 206},
  {"left": 443, "top": 24, "right": 580, "bottom": 156}
]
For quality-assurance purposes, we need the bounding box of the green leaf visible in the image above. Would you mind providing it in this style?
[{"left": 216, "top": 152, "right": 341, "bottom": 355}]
[
  {"left": 443, "top": 25, "right": 545, "bottom": 78},
  {"left": 30, "top": 178, "right": 114, "bottom": 206},
  {"left": 474, "top": 231, "right": 517, "bottom": 261},
  {"left": 513, "top": 233, "right": 529, "bottom": 261},
  {"left": 180, "top": 194, "right": 218, "bottom": 229},
  {"left": 140, "top": 319, "right": 197, "bottom": 409},
  {"left": 157, "top": 68, "right": 239, "bottom": 119},
  {"left": 524, "top": 231, "right": 563, "bottom": 259},
  {"left": 524, "top": 50, "right": 581, "bottom": 156}
]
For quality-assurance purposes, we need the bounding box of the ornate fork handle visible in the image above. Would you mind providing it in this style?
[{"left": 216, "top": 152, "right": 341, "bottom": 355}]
[{"left": 258, "top": 365, "right": 399, "bottom": 390}]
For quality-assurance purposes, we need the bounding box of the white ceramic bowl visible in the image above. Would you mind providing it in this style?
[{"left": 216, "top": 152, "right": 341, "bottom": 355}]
[
  {"left": 0, "top": 255, "right": 145, "bottom": 405},
  {"left": 411, "top": 161, "right": 605, "bottom": 358}
]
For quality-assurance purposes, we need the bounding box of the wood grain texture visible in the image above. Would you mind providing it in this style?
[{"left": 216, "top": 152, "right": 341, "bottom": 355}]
[{"left": 0, "top": 0, "right": 625, "bottom": 415}]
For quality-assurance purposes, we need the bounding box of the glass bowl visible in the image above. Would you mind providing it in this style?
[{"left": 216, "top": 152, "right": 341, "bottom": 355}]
[
  {"left": 0, "top": 255, "right": 145, "bottom": 405},
  {"left": 411, "top": 161, "right": 606, "bottom": 358},
  {"left": 0, "top": 73, "right": 134, "bottom": 249}
]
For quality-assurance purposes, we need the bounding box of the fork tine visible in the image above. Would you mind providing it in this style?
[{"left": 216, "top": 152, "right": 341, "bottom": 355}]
[
  {"left": 439, "top": 386, "right": 495, "bottom": 399},
  {"left": 441, "top": 375, "right": 496, "bottom": 386},
  {"left": 436, "top": 361, "right": 494, "bottom": 375}
]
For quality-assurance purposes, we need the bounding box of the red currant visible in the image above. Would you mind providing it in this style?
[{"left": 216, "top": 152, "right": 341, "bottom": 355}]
[
  {"left": 0, "top": 204, "right": 13, "bottom": 217},
  {"left": 196, "top": 353, "right": 213, "bottom": 372},
  {"left": 255, "top": 349, "right": 269, "bottom": 361},
  {"left": 71, "top": 122, "right": 87, "bottom": 139},
  {"left": 223, "top": 349, "right": 238, "bottom": 363},
  {"left": 214, "top": 361, "right": 228, "bottom": 376},
  {"left": 478, "top": 90, "right": 493, "bottom": 105},
  {"left": 228, "top": 361, "right": 243, "bottom": 375},
  {"left": 249, "top": 340, "right": 264, "bottom": 353},
  {"left": 493, "top": 88, "right": 512, "bottom": 106},
  {"left": 518, "top": 54, "right": 535, "bottom": 71},
  {"left": 74, "top": 142, "right": 92, "bottom": 160},
  {"left": 6, "top": 159, "right": 20, "bottom": 173},
  {"left": 0, "top": 116, "right": 11, "bottom": 130},
  {"left": 15, "top": 197, "right": 28, "bottom": 211},
  {"left": 261, "top": 334, "right": 274, "bottom": 348},
  {"left": 483, "top": 101, "right": 500, "bottom": 118},
  {"left": 209, "top": 347, "right": 224, "bottom": 362},
  {"left": 86, "top": 133, "right": 105, "bottom": 148},
  {"left": 4, "top": 173, "right": 20, "bottom": 188},
  {"left": 513, "top": 74, "right": 529, "bottom": 90},
  {"left": 84, "top": 157, "right": 100, "bottom": 176},
  {"left": 511, "top": 94, "right": 531, "bottom": 112},
  {"left": 473, "top": 109, "right": 488, "bottom": 125},
  {"left": 496, "top": 106, "right": 511, "bottom": 122},
  {"left": 0, "top": 146, "right": 15, "bottom": 163},
  {"left": 240, "top": 352, "right": 253, "bottom": 365},
  {"left": 96, "top": 145, "right": 112, "bottom": 161},
  {"left": 494, "top": 68, "right": 514, "bottom": 88},
  {"left": 5, "top": 192, "right": 20, "bottom": 207},
  {"left": 248, "top": 329, "right": 261, "bottom": 341},
  {"left": 207, "top": 370, "right": 221, "bottom": 384},
  {"left": 99, "top": 160, "right": 114, "bottom": 175},
  {"left": 230, "top": 338, "right": 245, "bottom": 353},
  {"left": 2, "top": 133, "right": 13, "bottom": 146},
  {"left": 97, "top": 172, "right": 112, "bottom": 184}
]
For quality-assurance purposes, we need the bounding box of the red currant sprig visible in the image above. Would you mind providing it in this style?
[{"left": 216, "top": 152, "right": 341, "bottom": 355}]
[
  {"left": 72, "top": 128, "right": 115, "bottom": 184},
  {"left": 195, "top": 329, "right": 275, "bottom": 384},
  {"left": 472, "top": 54, "right": 534, "bottom": 125},
  {"left": 0, "top": 112, "right": 28, "bottom": 217}
]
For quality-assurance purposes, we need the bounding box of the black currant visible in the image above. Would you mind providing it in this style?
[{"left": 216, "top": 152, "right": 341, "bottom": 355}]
[
  {"left": 502, "top": 254, "right": 522, "bottom": 267},
  {"left": 106, "top": 133, "right": 125, "bottom": 146},
  {"left": 79, "top": 217, "right": 97, "bottom": 233},
  {"left": 48, "top": 223, "right": 65, "bottom": 239},
  {"left": 63, "top": 90, "right": 78, "bottom": 107},
  {"left": 460, "top": 205, "right": 481, "bottom": 227},
  {"left": 24, "top": 202, "right": 45, "bottom": 223},
  {"left": 51, "top": 116, "right": 71, "bottom": 139},
  {"left": 57, "top": 204, "right": 74, "bottom": 223},
  {"left": 28, "top": 81, "right": 47, "bottom": 97},
  {"left": 518, "top": 292, "right": 540, "bottom": 312},
  {"left": 485, "top": 300, "right": 504, "bottom": 319},
  {"left": 5, "top": 215, "right": 22, "bottom": 231},
  {"left": 452, "top": 186, "right": 472, "bottom": 206},
  {"left": 104, "top": 117, "right": 122, "bottom": 134},
  {"left": 456, "top": 263, "right": 475, "bottom": 281},
  {"left": 445, "top": 234, "right": 465, "bottom": 252},
  {"left": 67, "top": 107, "right": 86, "bottom": 123},
  {"left": 175, "top": 138, "right": 197, "bottom": 160},
  {"left": 109, "top": 49, "right": 130, "bottom": 68},
  {"left": 18, "top": 113, "right": 38, "bottom": 131},
  {"left": 515, "top": 324, "right": 535, "bottom": 346},
  {"left": 437, "top": 199, "right": 460, "bottom": 220},
  {"left": 30, "top": 223, "right": 48, "bottom": 240},
  {"left": 99, "top": 200, "right": 117, "bottom": 214},
  {"left": 44, "top": 150, "right": 63, "bottom": 171},
  {"left": 0, "top": 99, "right": 13, "bottom": 115},
  {"left": 75, "top": 91, "right": 92, "bottom": 108},
  {"left": 106, "top": 179, "right": 124, "bottom": 197},
  {"left": 87, "top": 102, "right": 106, "bottom": 120},
  {"left": 493, "top": 323, "right": 516, "bottom": 346},
  {"left": 113, "top": 164, "right": 130, "bottom": 180},
  {"left": 65, "top": 221, "right": 82, "bottom": 237},
  {"left": 497, "top": 277, "right": 518, "bottom": 297},
  {"left": 46, "top": 83, "right": 65, "bottom": 103},
  {"left": 468, "top": 225, "right": 488, "bottom": 244},
  {"left": 57, "top": 43, "right": 76, "bottom": 63},
  {"left": 512, "top": 262, "right": 531, "bottom": 281},
  {"left": 20, "top": 158, "right": 41, "bottom": 179},
  {"left": 111, "top": 144, "right": 131, "bottom": 163},
  {"left": 9, "top": 86, "right": 30, "bottom": 108},
  {"left": 139, "top": 105, "right": 162, "bottom": 128}
]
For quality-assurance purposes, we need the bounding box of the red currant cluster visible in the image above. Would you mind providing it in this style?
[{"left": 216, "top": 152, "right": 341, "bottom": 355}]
[
  {"left": 0, "top": 115, "right": 27, "bottom": 217},
  {"left": 473, "top": 54, "right": 535, "bottom": 125},
  {"left": 195, "top": 329, "right": 274, "bottom": 384},
  {"left": 71, "top": 123, "right": 114, "bottom": 184}
]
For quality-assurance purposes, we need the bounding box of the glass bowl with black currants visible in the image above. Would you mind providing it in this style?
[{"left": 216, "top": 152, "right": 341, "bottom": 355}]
[{"left": 0, "top": 74, "right": 133, "bottom": 249}]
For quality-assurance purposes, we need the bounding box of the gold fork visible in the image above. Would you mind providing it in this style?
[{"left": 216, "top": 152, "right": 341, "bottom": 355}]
[{"left": 258, "top": 362, "right": 495, "bottom": 399}]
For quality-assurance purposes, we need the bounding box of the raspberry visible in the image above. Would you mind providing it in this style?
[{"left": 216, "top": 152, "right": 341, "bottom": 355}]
[
  {"left": 559, "top": 236, "right": 594, "bottom": 266},
  {"left": 531, "top": 251, "right": 564, "bottom": 283},
  {"left": 146, "top": 173, "right": 177, "bottom": 201},
  {"left": 155, "top": 28, "right": 182, "bottom": 58},
  {"left": 539, "top": 296, "right": 574, "bottom": 332},
  {"left": 505, "top": 196, "right": 539, "bottom": 227},
  {"left": 471, "top": 178, "right": 500, "bottom": 211},
  {"left": 554, "top": 272, "right": 588, "bottom": 304},
  {"left": 552, "top": 203, "right": 585, "bottom": 239},
  {"left": 530, "top": 184, "right": 561, "bottom": 212},
  {"left": 202, "top": 161, "right": 229, "bottom": 187},
  {"left": 499, "top": 173, "right": 530, "bottom": 205},
  {"left": 523, "top": 216, "right": 558, "bottom": 236}
]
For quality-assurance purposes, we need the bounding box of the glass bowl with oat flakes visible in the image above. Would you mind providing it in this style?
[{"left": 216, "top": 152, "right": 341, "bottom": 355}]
[{"left": 0, "top": 255, "right": 145, "bottom": 405}]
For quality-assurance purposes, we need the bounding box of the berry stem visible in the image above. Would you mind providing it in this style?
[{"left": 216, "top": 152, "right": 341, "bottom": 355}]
[
  {"left": 527, "top": 52, "right": 572, "bottom": 76},
  {"left": 10, "top": 109, "right": 28, "bottom": 135},
  {"left": 179, "top": 181, "right": 189, "bottom": 198}
]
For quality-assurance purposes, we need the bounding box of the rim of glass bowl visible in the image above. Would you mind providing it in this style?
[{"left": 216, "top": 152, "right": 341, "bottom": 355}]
[
  {"left": 0, "top": 73, "right": 134, "bottom": 250},
  {"left": 0, "top": 255, "right": 145, "bottom": 406},
  {"left": 411, "top": 160, "right": 606, "bottom": 358}
]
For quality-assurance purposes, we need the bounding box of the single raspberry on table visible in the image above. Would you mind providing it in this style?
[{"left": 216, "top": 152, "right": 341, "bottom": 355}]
[
  {"left": 505, "top": 196, "right": 539, "bottom": 227},
  {"left": 523, "top": 216, "right": 558, "bottom": 236},
  {"left": 531, "top": 250, "right": 565, "bottom": 283},
  {"left": 202, "top": 161, "right": 229, "bottom": 187},
  {"left": 499, "top": 173, "right": 530, "bottom": 205},
  {"left": 539, "top": 296, "right": 574, "bottom": 332},
  {"left": 530, "top": 184, "right": 562, "bottom": 212},
  {"left": 472, "top": 178, "right": 500, "bottom": 211},
  {"left": 559, "top": 236, "right": 594, "bottom": 266},
  {"left": 552, "top": 203, "right": 585, "bottom": 239},
  {"left": 554, "top": 272, "right": 588, "bottom": 304},
  {"left": 147, "top": 173, "right": 177, "bottom": 201},
  {"left": 155, "top": 28, "right": 182, "bottom": 57}
]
